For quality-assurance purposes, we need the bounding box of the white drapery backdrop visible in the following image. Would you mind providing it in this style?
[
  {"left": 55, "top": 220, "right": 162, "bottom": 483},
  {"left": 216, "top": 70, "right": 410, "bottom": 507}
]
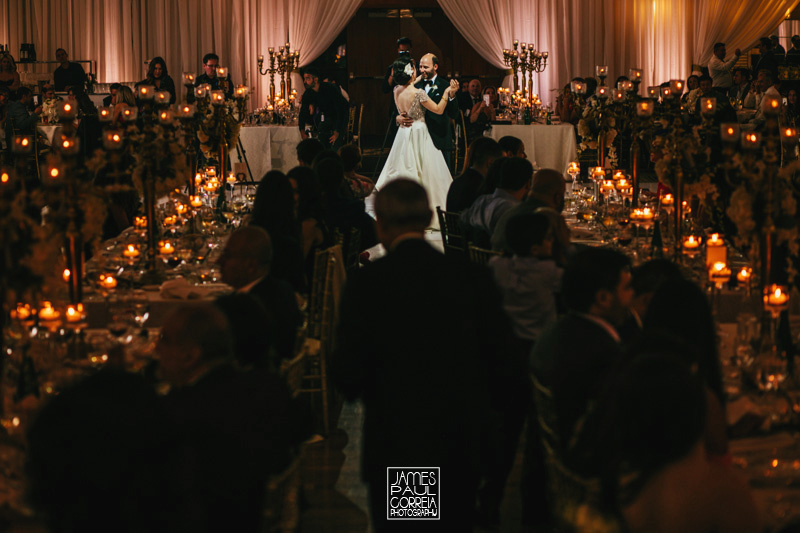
[
  {"left": 438, "top": 0, "right": 798, "bottom": 104},
  {"left": 3, "top": 0, "right": 800, "bottom": 107},
  {"left": 1, "top": 0, "right": 362, "bottom": 108}
]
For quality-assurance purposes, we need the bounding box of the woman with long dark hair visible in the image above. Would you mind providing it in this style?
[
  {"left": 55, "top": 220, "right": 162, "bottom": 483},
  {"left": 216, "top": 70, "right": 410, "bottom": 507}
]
[{"left": 135, "top": 56, "right": 176, "bottom": 104}]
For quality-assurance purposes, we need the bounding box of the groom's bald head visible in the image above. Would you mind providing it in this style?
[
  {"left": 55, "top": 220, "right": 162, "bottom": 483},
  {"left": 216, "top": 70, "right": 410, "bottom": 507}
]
[{"left": 418, "top": 53, "right": 439, "bottom": 79}]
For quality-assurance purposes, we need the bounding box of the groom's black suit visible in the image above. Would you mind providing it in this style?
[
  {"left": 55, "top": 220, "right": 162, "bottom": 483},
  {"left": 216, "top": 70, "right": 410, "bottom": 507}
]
[{"left": 414, "top": 75, "right": 460, "bottom": 154}]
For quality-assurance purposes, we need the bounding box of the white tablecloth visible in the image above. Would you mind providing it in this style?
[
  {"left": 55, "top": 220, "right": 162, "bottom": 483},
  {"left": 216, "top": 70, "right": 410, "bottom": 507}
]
[
  {"left": 36, "top": 124, "right": 60, "bottom": 145},
  {"left": 489, "top": 123, "right": 577, "bottom": 175},
  {"left": 229, "top": 125, "right": 302, "bottom": 180}
]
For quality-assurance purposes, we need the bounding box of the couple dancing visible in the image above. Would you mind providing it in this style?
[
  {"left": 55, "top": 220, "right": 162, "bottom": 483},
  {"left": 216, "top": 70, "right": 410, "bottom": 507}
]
[{"left": 374, "top": 53, "right": 460, "bottom": 224}]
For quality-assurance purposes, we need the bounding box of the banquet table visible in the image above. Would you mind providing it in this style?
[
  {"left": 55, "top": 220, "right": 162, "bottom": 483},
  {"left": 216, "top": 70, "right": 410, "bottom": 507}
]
[
  {"left": 36, "top": 124, "right": 60, "bottom": 146},
  {"left": 489, "top": 123, "right": 577, "bottom": 175},
  {"left": 228, "top": 125, "right": 302, "bottom": 180}
]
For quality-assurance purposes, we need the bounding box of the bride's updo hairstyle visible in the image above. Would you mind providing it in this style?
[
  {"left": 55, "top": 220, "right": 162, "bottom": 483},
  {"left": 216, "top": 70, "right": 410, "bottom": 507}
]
[{"left": 392, "top": 55, "right": 414, "bottom": 86}]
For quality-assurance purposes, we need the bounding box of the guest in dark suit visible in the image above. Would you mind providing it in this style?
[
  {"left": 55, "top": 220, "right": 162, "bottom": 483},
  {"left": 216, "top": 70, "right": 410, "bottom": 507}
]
[
  {"left": 158, "top": 303, "right": 311, "bottom": 533},
  {"left": 333, "top": 179, "right": 524, "bottom": 532},
  {"left": 531, "top": 247, "right": 633, "bottom": 449},
  {"left": 446, "top": 136, "right": 503, "bottom": 211},
  {"left": 193, "top": 52, "right": 233, "bottom": 98},
  {"left": 753, "top": 37, "right": 781, "bottom": 81},
  {"left": 728, "top": 67, "right": 751, "bottom": 104},
  {"left": 217, "top": 226, "right": 303, "bottom": 365},
  {"left": 397, "top": 53, "right": 460, "bottom": 167},
  {"left": 458, "top": 78, "right": 496, "bottom": 145}
]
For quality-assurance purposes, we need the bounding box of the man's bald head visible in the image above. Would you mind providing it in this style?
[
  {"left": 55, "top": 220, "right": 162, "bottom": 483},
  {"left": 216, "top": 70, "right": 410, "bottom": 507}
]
[
  {"left": 418, "top": 54, "right": 439, "bottom": 80},
  {"left": 530, "top": 169, "right": 566, "bottom": 212}
]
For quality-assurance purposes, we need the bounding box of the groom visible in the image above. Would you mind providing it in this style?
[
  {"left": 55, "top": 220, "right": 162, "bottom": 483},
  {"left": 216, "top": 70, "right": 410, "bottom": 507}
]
[{"left": 398, "top": 53, "right": 461, "bottom": 170}]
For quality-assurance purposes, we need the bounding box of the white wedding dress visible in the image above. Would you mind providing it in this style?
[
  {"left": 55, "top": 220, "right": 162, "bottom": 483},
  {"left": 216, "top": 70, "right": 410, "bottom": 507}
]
[{"left": 373, "top": 85, "right": 452, "bottom": 227}]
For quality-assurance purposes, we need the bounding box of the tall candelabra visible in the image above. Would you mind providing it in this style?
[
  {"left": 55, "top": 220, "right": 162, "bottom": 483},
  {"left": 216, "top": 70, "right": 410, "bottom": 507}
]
[
  {"left": 503, "top": 40, "right": 548, "bottom": 100},
  {"left": 258, "top": 43, "right": 300, "bottom": 103}
]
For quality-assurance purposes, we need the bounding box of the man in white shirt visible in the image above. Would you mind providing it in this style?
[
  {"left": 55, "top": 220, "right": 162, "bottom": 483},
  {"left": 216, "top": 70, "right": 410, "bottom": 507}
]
[{"left": 708, "top": 42, "right": 742, "bottom": 90}]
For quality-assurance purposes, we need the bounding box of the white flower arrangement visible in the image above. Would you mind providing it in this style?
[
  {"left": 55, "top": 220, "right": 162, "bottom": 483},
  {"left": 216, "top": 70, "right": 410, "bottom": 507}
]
[{"left": 404, "top": 63, "right": 414, "bottom": 77}]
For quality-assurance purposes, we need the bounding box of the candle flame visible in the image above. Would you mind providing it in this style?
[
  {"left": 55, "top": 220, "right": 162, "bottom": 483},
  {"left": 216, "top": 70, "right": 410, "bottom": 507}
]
[
  {"left": 773, "top": 459, "right": 779, "bottom": 468},
  {"left": 21, "top": 138, "right": 29, "bottom": 147},
  {"left": 50, "top": 168, "right": 59, "bottom": 178},
  {"left": 64, "top": 104, "right": 71, "bottom": 111},
  {"left": 1, "top": 172, "right": 9, "bottom": 183},
  {"left": 63, "top": 268, "right": 71, "bottom": 282},
  {"left": 775, "top": 288, "right": 782, "bottom": 297},
  {"left": 727, "top": 127, "right": 734, "bottom": 135}
]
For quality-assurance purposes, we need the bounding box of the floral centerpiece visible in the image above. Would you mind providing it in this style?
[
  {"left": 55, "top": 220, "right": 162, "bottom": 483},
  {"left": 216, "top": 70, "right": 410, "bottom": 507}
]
[{"left": 577, "top": 96, "right": 619, "bottom": 168}]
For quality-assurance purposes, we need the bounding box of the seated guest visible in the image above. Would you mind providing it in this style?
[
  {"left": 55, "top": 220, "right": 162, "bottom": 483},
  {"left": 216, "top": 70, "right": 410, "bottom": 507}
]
[
  {"left": 787, "top": 35, "right": 800, "bottom": 67},
  {"left": 53, "top": 48, "right": 87, "bottom": 92},
  {"left": 643, "top": 279, "right": 728, "bottom": 456},
  {"left": 0, "top": 85, "right": 9, "bottom": 150},
  {"left": 693, "top": 75, "right": 736, "bottom": 125},
  {"left": 217, "top": 226, "right": 302, "bottom": 364},
  {"left": 6, "top": 86, "right": 42, "bottom": 133},
  {"left": 338, "top": 143, "right": 374, "bottom": 199},
  {"left": 460, "top": 157, "right": 532, "bottom": 247},
  {"left": 728, "top": 67, "right": 751, "bottom": 104},
  {"left": 102, "top": 82, "right": 121, "bottom": 107},
  {"left": 68, "top": 85, "right": 102, "bottom": 156},
  {"left": 41, "top": 83, "right": 60, "bottom": 102},
  {"left": 492, "top": 168, "right": 566, "bottom": 254},
  {"left": 446, "top": 136, "right": 503, "bottom": 211},
  {"left": 26, "top": 370, "right": 201, "bottom": 532},
  {"left": 296, "top": 137, "right": 324, "bottom": 167},
  {"left": 314, "top": 153, "right": 377, "bottom": 248},
  {"left": 0, "top": 52, "right": 21, "bottom": 93},
  {"left": 531, "top": 247, "right": 633, "bottom": 448},
  {"left": 575, "top": 352, "right": 759, "bottom": 533},
  {"left": 112, "top": 85, "right": 136, "bottom": 123},
  {"left": 135, "top": 56, "right": 176, "bottom": 104},
  {"left": 483, "top": 85, "right": 499, "bottom": 109},
  {"left": 458, "top": 78, "right": 495, "bottom": 145},
  {"left": 287, "top": 166, "right": 331, "bottom": 261},
  {"left": 617, "top": 258, "right": 683, "bottom": 343},
  {"left": 490, "top": 212, "right": 561, "bottom": 350},
  {"left": 748, "top": 70, "right": 780, "bottom": 127},
  {"left": 785, "top": 88, "right": 800, "bottom": 127},
  {"left": 249, "top": 170, "right": 307, "bottom": 293},
  {"left": 157, "top": 303, "right": 311, "bottom": 533},
  {"left": 194, "top": 52, "right": 233, "bottom": 97},
  {"left": 214, "top": 293, "right": 275, "bottom": 368},
  {"left": 498, "top": 135, "right": 527, "bottom": 158}
]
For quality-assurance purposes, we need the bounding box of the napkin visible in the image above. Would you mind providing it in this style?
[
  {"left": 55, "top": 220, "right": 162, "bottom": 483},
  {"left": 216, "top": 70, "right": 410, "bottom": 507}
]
[{"left": 160, "top": 278, "right": 206, "bottom": 300}]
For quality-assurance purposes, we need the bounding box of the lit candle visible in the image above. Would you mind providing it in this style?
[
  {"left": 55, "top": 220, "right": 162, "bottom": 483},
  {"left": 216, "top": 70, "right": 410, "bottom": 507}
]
[
  {"left": 591, "top": 167, "right": 606, "bottom": 180},
  {"left": 12, "top": 135, "right": 33, "bottom": 153},
  {"left": 736, "top": 267, "right": 752, "bottom": 283},
  {"left": 175, "top": 204, "right": 188, "bottom": 215},
  {"left": 660, "top": 193, "right": 674, "bottom": 207},
  {"left": 615, "top": 178, "right": 629, "bottom": 189},
  {"left": 121, "top": 107, "right": 138, "bottom": 121},
  {"left": 669, "top": 79, "right": 684, "bottom": 94},
  {"left": 782, "top": 127, "right": 798, "bottom": 146},
  {"left": 103, "top": 130, "right": 123, "bottom": 150},
  {"left": 100, "top": 275, "right": 118, "bottom": 289},
  {"left": 764, "top": 284, "right": 790, "bottom": 307},
  {"left": 183, "top": 72, "right": 195, "bottom": 84},
  {"left": 227, "top": 173, "right": 237, "bottom": 184},
  {"left": 155, "top": 91, "right": 170, "bottom": 104},
  {"left": 134, "top": 216, "right": 147, "bottom": 228},
  {"left": 597, "top": 86, "right": 610, "bottom": 99},
  {"left": 568, "top": 161, "right": 580, "bottom": 174},
  {"left": 194, "top": 86, "right": 208, "bottom": 99},
  {"left": 123, "top": 244, "right": 141, "bottom": 258},
  {"left": 211, "top": 90, "right": 225, "bottom": 105},
  {"left": 683, "top": 235, "right": 701, "bottom": 252},
  {"left": 1, "top": 170, "right": 9, "bottom": 184},
  {"left": 709, "top": 261, "right": 731, "bottom": 287},
  {"left": 647, "top": 86, "right": 659, "bottom": 97},
  {"left": 741, "top": 131, "right": 761, "bottom": 149},
  {"left": 706, "top": 232, "right": 727, "bottom": 267},
  {"left": 65, "top": 305, "right": 82, "bottom": 323},
  {"left": 190, "top": 195, "right": 203, "bottom": 208},
  {"left": 720, "top": 123, "right": 740, "bottom": 143},
  {"left": 600, "top": 179, "right": 616, "bottom": 192},
  {"left": 48, "top": 165, "right": 62, "bottom": 179},
  {"left": 612, "top": 89, "right": 624, "bottom": 102},
  {"left": 137, "top": 85, "right": 155, "bottom": 100},
  {"left": 636, "top": 100, "right": 654, "bottom": 117},
  {"left": 217, "top": 67, "right": 228, "bottom": 79},
  {"left": 11, "top": 304, "right": 32, "bottom": 320},
  {"left": 99, "top": 106, "right": 113, "bottom": 122},
  {"left": 764, "top": 96, "right": 781, "bottom": 115},
  {"left": 62, "top": 268, "right": 71, "bottom": 283},
  {"left": 595, "top": 65, "right": 608, "bottom": 77},
  {"left": 38, "top": 301, "right": 59, "bottom": 321},
  {"left": 158, "top": 110, "right": 174, "bottom": 124},
  {"left": 661, "top": 87, "right": 673, "bottom": 99},
  {"left": 700, "top": 97, "right": 716, "bottom": 116},
  {"left": 163, "top": 215, "right": 177, "bottom": 226},
  {"left": 629, "top": 68, "right": 643, "bottom": 81},
  {"left": 57, "top": 101, "right": 77, "bottom": 119},
  {"left": 159, "top": 241, "right": 174, "bottom": 255}
]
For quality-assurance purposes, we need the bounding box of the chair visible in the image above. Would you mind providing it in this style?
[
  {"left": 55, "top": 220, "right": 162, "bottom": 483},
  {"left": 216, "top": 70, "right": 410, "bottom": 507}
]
[
  {"left": 345, "top": 103, "right": 363, "bottom": 150},
  {"left": 280, "top": 323, "right": 309, "bottom": 398},
  {"left": 436, "top": 206, "right": 468, "bottom": 256},
  {"left": 455, "top": 109, "right": 468, "bottom": 175},
  {"left": 531, "top": 372, "right": 603, "bottom": 530},
  {"left": 262, "top": 454, "right": 302, "bottom": 533},
  {"left": 467, "top": 244, "right": 501, "bottom": 266},
  {"left": 333, "top": 226, "right": 361, "bottom": 275},
  {"left": 300, "top": 244, "right": 345, "bottom": 435}
]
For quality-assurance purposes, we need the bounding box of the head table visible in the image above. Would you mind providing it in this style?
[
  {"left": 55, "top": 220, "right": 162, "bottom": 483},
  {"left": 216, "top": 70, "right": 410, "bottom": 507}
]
[
  {"left": 227, "top": 125, "right": 302, "bottom": 181},
  {"left": 489, "top": 123, "right": 577, "bottom": 175}
]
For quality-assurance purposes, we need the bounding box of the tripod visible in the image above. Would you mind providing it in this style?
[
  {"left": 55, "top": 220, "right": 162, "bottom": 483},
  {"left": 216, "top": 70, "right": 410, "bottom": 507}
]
[
  {"left": 234, "top": 136, "right": 256, "bottom": 183},
  {"left": 373, "top": 107, "right": 398, "bottom": 179}
]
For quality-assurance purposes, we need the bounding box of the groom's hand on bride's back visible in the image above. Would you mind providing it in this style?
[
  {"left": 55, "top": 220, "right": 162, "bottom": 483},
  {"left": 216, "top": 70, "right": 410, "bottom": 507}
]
[{"left": 396, "top": 113, "right": 413, "bottom": 128}]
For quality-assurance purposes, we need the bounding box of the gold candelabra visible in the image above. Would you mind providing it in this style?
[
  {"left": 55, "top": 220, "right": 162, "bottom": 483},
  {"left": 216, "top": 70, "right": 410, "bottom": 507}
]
[
  {"left": 503, "top": 40, "right": 548, "bottom": 100},
  {"left": 258, "top": 43, "right": 300, "bottom": 103}
]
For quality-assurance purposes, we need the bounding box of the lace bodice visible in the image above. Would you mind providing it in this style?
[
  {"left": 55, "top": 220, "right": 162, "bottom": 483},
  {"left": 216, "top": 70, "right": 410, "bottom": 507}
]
[{"left": 395, "top": 86, "right": 428, "bottom": 121}]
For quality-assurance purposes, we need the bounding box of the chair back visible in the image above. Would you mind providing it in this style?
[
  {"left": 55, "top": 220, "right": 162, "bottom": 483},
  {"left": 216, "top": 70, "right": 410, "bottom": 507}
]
[
  {"left": 261, "top": 454, "right": 302, "bottom": 533},
  {"left": 468, "top": 244, "right": 501, "bottom": 266},
  {"left": 334, "top": 226, "right": 361, "bottom": 275},
  {"left": 436, "top": 206, "right": 468, "bottom": 256}
]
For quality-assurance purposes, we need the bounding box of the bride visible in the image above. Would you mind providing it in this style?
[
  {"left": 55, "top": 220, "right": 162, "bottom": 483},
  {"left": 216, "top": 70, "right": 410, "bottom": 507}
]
[{"left": 374, "top": 55, "right": 459, "bottom": 223}]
